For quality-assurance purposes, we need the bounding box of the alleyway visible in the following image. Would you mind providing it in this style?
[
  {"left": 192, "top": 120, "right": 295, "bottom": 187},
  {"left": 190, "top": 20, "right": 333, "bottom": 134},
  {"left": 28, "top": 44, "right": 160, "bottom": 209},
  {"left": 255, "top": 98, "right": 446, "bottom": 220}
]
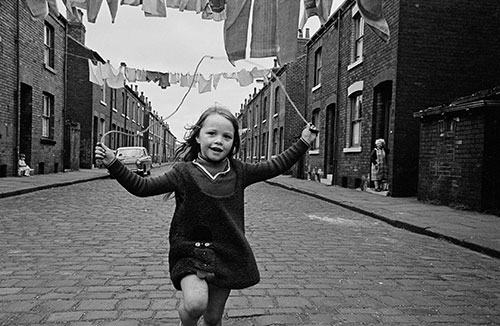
[{"left": 0, "top": 170, "right": 499, "bottom": 325}]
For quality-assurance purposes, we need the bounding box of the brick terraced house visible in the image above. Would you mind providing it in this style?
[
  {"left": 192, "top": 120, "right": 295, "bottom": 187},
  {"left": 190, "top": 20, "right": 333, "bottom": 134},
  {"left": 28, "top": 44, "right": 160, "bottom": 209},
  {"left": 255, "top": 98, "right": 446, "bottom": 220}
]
[
  {"left": 304, "top": 0, "right": 500, "bottom": 196},
  {"left": 0, "top": 2, "right": 67, "bottom": 176}
]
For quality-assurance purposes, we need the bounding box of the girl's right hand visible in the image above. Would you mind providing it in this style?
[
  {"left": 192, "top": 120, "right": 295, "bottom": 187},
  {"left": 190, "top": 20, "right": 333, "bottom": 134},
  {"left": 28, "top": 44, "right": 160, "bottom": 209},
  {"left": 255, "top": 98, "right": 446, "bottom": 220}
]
[{"left": 95, "top": 143, "right": 116, "bottom": 167}]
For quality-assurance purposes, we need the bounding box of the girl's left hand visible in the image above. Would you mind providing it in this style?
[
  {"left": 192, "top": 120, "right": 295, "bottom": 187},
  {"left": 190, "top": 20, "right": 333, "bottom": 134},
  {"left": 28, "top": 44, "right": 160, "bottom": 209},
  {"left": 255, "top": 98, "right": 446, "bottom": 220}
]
[{"left": 301, "top": 123, "right": 319, "bottom": 146}]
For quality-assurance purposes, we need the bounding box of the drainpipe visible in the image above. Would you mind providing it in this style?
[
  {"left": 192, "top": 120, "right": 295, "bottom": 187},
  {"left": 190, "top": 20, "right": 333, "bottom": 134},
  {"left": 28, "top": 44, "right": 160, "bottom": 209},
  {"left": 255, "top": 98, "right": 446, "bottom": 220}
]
[
  {"left": 332, "top": 8, "right": 342, "bottom": 186},
  {"left": 63, "top": 17, "right": 68, "bottom": 171},
  {"left": 15, "top": 0, "right": 21, "bottom": 175}
]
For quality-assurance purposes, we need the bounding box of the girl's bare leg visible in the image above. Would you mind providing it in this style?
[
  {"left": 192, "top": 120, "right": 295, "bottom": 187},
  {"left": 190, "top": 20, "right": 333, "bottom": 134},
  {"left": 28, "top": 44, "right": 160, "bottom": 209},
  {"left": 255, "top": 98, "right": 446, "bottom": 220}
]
[
  {"left": 179, "top": 275, "right": 209, "bottom": 326},
  {"left": 201, "top": 283, "right": 231, "bottom": 326}
]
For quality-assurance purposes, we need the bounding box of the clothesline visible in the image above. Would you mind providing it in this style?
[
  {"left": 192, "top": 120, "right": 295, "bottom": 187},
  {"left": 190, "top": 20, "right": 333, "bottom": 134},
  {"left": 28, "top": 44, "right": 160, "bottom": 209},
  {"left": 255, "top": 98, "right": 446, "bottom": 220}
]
[
  {"left": 88, "top": 59, "right": 271, "bottom": 94},
  {"left": 25, "top": 0, "right": 389, "bottom": 68}
]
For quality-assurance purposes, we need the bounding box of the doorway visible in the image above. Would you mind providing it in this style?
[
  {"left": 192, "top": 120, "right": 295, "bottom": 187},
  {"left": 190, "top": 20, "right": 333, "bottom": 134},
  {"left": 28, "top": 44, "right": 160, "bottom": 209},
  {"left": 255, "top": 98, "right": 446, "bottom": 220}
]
[
  {"left": 20, "top": 83, "right": 33, "bottom": 164},
  {"left": 323, "top": 103, "right": 336, "bottom": 177}
]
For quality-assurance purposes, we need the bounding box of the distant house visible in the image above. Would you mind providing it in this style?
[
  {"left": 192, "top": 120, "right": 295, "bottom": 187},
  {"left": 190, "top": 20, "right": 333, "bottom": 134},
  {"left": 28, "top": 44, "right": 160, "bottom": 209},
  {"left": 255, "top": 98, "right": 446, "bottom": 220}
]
[{"left": 414, "top": 87, "right": 500, "bottom": 215}]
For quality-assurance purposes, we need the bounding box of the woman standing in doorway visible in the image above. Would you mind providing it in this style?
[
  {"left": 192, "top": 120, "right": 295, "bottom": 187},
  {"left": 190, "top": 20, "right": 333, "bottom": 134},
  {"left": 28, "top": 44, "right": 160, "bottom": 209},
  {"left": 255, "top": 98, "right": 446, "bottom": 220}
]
[{"left": 371, "top": 138, "right": 389, "bottom": 192}]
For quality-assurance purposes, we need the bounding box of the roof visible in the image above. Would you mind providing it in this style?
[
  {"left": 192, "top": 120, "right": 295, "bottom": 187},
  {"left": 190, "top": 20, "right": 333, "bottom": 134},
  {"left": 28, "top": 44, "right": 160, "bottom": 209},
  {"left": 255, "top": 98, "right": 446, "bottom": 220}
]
[{"left": 414, "top": 86, "right": 500, "bottom": 118}]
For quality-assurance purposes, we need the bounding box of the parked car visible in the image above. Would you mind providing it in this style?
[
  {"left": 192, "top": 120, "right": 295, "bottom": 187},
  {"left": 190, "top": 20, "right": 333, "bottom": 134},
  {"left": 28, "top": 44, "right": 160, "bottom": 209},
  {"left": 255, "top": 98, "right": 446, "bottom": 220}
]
[{"left": 115, "top": 146, "right": 152, "bottom": 176}]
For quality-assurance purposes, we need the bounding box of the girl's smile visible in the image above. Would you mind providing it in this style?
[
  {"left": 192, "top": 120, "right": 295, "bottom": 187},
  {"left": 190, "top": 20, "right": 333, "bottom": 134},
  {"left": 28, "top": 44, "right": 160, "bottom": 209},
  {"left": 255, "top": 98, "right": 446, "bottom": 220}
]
[{"left": 196, "top": 114, "right": 235, "bottom": 162}]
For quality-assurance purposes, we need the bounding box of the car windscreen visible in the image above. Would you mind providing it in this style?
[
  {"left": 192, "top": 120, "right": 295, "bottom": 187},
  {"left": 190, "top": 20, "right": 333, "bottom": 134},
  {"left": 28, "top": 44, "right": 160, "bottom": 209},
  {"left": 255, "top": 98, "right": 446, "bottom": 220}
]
[{"left": 116, "top": 149, "right": 143, "bottom": 157}]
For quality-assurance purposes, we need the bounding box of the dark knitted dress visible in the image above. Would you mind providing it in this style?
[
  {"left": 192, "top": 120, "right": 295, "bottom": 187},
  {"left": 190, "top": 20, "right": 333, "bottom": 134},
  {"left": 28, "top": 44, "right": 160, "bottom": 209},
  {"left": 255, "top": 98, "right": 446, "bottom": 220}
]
[{"left": 107, "top": 139, "right": 309, "bottom": 290}]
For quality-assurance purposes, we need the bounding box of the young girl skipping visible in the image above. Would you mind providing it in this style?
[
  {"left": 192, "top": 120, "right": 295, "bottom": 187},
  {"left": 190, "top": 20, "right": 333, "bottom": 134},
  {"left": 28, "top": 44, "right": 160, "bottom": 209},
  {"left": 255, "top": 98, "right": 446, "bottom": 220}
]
[{"left": 95, "top": 105, "right": 318, "bottom": 326}]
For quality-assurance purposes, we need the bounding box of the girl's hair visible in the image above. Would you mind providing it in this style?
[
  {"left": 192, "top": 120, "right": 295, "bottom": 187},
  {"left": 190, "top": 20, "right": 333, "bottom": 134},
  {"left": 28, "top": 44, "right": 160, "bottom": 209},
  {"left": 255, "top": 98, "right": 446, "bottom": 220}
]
[
  {"left": 174, "top": 105, "right": 240, "bottom": 162},
  {"left": 375, "top": 138, "right": 385, "bottom": 146}
]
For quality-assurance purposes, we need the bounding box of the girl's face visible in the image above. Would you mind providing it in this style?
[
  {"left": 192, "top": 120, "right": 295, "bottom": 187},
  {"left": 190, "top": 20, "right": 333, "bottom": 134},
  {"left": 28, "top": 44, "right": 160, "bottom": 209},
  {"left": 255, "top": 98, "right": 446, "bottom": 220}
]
[{"left": 196, "top": 113, "right": 235, "bottom": 162}]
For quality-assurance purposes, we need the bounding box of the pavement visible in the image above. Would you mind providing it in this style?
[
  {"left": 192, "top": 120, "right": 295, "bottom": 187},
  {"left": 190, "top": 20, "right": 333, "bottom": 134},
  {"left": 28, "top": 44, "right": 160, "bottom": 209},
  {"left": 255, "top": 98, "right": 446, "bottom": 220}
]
[{"left": 1, "top": 167, "right": 499, "bottom": 260}]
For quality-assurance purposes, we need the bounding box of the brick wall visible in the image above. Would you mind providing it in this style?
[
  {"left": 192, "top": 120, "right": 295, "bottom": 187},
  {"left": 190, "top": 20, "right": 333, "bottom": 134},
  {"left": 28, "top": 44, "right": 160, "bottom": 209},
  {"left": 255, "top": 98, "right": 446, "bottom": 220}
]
[
  {"left": 418, "top": 112, "right": 485, "bottom": 211},
  {"left": 0, "top": 1, "right": 18, "bottom": 176},
  {"left": 19, "top": 8, "right": 66, "bottom": 174}
]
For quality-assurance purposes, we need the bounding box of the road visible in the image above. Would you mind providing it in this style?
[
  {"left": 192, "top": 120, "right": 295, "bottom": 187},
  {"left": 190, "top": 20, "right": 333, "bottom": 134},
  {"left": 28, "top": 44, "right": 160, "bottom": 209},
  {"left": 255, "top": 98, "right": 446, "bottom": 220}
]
[{"left": 0, "top": 166, "right": 499, "bottom": 325}]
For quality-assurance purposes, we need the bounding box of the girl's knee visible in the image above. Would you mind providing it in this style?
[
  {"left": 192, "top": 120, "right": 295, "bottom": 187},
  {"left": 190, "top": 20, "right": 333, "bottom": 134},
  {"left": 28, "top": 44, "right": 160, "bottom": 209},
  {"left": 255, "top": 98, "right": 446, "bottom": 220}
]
[{"left": 182, "top": 296, "right": 208, "bottom": 318}]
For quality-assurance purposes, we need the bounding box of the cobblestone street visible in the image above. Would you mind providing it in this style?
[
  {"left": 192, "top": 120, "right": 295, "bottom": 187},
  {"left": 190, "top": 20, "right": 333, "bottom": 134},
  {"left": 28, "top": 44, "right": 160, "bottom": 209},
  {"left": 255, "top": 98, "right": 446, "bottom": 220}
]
[{"left": 1, "top": 172, "right": 499, "bottom": 325}]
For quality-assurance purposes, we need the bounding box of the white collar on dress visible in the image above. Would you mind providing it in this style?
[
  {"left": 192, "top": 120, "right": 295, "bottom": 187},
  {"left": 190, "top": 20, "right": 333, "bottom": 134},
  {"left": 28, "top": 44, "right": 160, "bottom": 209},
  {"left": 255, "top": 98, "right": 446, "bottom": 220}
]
[{"left": 192, "top": 157, "right": 231, "bottom": 181}]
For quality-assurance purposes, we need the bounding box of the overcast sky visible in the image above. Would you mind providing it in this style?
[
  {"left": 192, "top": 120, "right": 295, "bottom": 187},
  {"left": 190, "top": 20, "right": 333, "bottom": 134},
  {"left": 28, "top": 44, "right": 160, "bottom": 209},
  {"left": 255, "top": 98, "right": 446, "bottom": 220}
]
[{"left": 72, "top": 2, "right": 333, "bottom": 140}]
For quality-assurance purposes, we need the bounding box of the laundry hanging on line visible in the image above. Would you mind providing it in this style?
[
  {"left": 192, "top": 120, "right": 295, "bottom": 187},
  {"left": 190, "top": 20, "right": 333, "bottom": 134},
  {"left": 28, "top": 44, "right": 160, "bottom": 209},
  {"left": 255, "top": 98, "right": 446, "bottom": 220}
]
[{"left": 88, "top": 60, "right": 271, "bottom": 93}]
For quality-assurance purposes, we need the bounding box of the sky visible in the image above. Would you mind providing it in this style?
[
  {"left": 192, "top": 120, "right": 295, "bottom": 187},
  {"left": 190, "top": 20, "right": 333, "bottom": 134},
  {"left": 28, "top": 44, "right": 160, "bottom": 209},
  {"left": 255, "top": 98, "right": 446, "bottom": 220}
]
[{"left": 66, "top": 2, "right": 334, "bottom": 140}]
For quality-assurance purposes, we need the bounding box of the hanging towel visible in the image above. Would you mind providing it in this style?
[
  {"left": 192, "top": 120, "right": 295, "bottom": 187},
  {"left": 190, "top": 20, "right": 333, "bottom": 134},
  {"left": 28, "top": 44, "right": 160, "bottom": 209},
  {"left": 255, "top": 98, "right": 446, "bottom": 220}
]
[
  {"left": 121, "top": 0, "right": 142, "bottom": 5},
  {"left": 180, "top": 73, "right": 192, "bottom": 87},
  {"left": 276, "top": 0, "right": 300, "bottom": 65},
  {"left": 106, "top": 0, "right": 119, "bottom": 22},
  {"left": 237, "top": 69, "right": 253, "bottom": 87},
  {"left": 166, "top": 0, "right": 205, "bottom": 13},
  {"left": 250, "top": 0, "right": 277, "bottom": 59},
  {"left": 136, "top": 69, "right": 148, "bottom": 81},
  {"left": 24, "top": 0, "right": 48, "bottom": 20},
  {"left": 212, "top": 73, "right": 222, "bottom": 89},
  {"left": 88, "top": 60, "right": 105, "bottom": 86},
  {"left": 125, "top": 67, "right": 137, "bottom": 82},
  {"left": 224, "top": 0, "right": 251, "bottom": 64},
  {"left": 87, "top": 0, "right": 104, "bottom": 23},
  {"left": 169, "top": 72, "right": 180, "bottom": 84},
  {"left": 198, "top": 74, "right": 212, "bottom": 94},
  {"left": 47, "top": 0, "right": 60, "bottom": 16},
  {"left": 250, "top": 0, "right": 300, "bottom": 65},
  {"left": 202, "top": 0, "right": 226, "bottom": 21},
  {"left": 158, "top": 72, "right": 170, "bottom": 88},
  {"left": 299, "top": 0, "right": 333, "bottom": 31},
  {"left": 356, "top": 0, "right": 390, "bottom": 42},
  {"left": 143, "top": 0, "right": 167, "bottom": 17},
  {"left": 103, "top": 62, "right": 126, "bottom": 89},
  {"left": 146, "top": 70, "right": 161, "bottom": 82}
]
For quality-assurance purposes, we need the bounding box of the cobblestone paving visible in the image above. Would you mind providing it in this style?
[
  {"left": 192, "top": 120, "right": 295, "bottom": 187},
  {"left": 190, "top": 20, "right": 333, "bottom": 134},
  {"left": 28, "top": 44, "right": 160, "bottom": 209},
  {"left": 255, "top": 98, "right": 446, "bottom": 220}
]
[{"left": 0, "top": 171, "right": 499, "bottom": 325}]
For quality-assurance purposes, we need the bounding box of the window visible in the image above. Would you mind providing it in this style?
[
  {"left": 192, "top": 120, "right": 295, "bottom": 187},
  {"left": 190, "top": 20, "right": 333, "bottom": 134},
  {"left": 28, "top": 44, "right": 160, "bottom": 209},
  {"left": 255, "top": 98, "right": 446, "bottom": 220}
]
[
  {"left": 350, "top": 93, "right": 363, "bottom": 147},
  {"left": 99, "top": 118, "right": 106, "bottom": 138},
  {"left": 44, "top": 23, "right": 55, "bottom": 68},
  {"left": 311, "top": 109, "right": 320, "bottom": 151},
  {"left": 314, "top": 48, "right": 322, "bottom": 87},
  {"left": 111, "top": 89, "right": 117, "bottom": 111},
  {"left": 121, "top": 93, "right": 125, "bottom": 115},
  {"left": 279, "top": 127, "right": 283, "bottom": 153},
  {"left": 262, "top": 97, "right": 268, "bottom": 122},
  {"left": 272, "top": 128, "right": 278, "bottom": 155},
  {"left": 100, "top": 85, "right": 106, "bottom": 104},
  {"left": 42, "top": 93, "right": 54, "bottom": 139},
  {"left": 274, "top": 87, "right": 280, "bottom": 115},
  {"left": 353, "top": 12, "right": 364, "bottom": 63}
]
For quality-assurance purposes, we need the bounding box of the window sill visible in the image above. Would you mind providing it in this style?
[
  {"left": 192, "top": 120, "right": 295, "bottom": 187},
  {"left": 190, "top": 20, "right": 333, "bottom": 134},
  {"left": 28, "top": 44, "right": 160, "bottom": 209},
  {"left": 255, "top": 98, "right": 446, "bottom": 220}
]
[
  {"left": 44, "top": 64, "right": 56, "bottom": 74},
  {"left": 112, "top": 108, "right": 118, "bottom": 113},
  {"left": 273, "top": 113, "right": 278, "bottom": 118},
  {"left": 40, "top": 138, "right": 56, "bottom": 145},
  {"left": 311, "top": 84, "right": 322, "bottom": 93},
  {"left": 348, "top": 59, "right": 363, "bottom": 71},
  {"left": 262, "top": 119, "right": 267, "bottom": 124},
  {"left": 309, "top": 149, "right": 320, "bottom": 155},
  {"left": 343, "top": 146, "right": 362, "bottom": 153},
  {"left": 100, "top": 101, "right": 107, "bottom": 106}
]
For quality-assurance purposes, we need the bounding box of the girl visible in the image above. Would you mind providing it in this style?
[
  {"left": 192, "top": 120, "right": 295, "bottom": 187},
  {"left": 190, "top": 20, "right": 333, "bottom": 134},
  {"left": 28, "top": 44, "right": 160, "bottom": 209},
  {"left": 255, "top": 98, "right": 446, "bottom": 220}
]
[{"left": 95, "top": 105, "right": 317, "bottom": 326}]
